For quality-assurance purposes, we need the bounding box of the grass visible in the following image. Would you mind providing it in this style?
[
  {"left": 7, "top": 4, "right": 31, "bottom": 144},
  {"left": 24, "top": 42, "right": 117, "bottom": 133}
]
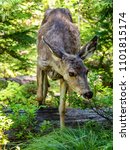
[{"left": 22, "top": 121, "right": 112, "bottom": 150}]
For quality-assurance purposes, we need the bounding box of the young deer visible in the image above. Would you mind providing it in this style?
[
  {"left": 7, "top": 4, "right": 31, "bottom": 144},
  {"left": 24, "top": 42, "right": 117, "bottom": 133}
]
[{"left": 37, "top": 8, "right": 98, "bottom": 127}]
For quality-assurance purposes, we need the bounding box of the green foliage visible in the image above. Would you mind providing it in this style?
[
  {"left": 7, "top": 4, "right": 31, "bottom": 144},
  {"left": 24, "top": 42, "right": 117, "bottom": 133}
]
[
  {"left": 0, "top": 0, "right": 43, "bottom": 77},
  {"left": 9, "top": 107, "right": 37, "bottom": 140},
  {"left": 0, "top": 79, "right": 8, "bottom": 90},
  {"left": 89, "top": 70, "right": 112, "bottom": 107},
  {"left": 0, "top": 81, "right": 37, "bottom": 106},
  {"left": 0, "top": 114, "right": 13, "bottom": 145},
  {"left": 0, "top": 81, "right": 38, "bottom": 140},
  {"left": 67, "top": 92, "right": 85, "bottom": 109},
  {"left": 23, "top": 122, "right": 112, "bottom": 150},
  {"left": 40, "top": 120, "right": 53, "bottom": 133}
]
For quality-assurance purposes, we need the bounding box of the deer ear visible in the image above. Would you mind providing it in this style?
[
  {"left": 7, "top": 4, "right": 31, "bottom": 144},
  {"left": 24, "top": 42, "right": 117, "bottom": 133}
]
[
  {"left": 43, "top": 37, "right": 65, "bottom": 59},
  {"left": 78, "top": 36, "right": 98, "bottom": 60}
]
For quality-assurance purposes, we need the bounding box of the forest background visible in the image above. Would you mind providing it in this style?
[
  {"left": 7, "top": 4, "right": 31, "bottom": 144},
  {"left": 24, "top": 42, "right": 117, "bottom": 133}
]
[{"left": 0, "top": 0, "right": 112, "bottom": 149}]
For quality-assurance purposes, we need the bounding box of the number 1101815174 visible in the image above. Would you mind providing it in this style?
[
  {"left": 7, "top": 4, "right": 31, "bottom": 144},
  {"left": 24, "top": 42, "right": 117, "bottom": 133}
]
[{"left": 118, "top": 12, "right": 126, "bottom": 72}]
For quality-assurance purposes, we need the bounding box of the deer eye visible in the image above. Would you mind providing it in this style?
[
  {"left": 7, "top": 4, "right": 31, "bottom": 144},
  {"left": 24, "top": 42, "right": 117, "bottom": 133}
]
[{"left": 69, "top": 71, "right": 76, "bottom": 77}]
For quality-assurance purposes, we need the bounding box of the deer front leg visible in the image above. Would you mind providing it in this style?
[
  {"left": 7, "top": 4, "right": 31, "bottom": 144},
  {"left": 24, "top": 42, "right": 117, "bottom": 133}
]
[
  {"left": 59, "top": 79, "right": 67, "bottom": 128},
  {"left": 37, "top": 66, "right": 48, "bottom": 105}
]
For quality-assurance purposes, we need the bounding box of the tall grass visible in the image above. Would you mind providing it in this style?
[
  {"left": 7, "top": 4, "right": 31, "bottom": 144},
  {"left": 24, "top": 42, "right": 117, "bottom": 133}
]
[{"left": 23, "top": 122, "right": 112, "bottom": 150}]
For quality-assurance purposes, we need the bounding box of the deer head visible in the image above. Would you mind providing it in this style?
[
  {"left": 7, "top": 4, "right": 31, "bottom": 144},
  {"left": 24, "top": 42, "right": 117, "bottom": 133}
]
[{"left": 43, "top": 36, "right": 98, "bottom": 99}]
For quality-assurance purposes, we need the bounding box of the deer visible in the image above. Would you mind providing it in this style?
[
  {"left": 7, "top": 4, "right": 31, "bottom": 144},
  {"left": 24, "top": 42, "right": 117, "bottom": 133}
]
[{"left": 37, "top": 8, "right": 98, "bottom": 128}]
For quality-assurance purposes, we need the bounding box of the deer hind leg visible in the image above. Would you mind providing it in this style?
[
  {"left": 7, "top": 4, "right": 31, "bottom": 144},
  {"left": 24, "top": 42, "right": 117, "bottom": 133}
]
[
  {"left": 42, "top": 71, "right": 49, "bottom": 104},
  {"left": 37, "top": 66, "right": 48, "bottom": 105},
  {"left": 59, "top": 79, "right": 67, "bottom": 128}
]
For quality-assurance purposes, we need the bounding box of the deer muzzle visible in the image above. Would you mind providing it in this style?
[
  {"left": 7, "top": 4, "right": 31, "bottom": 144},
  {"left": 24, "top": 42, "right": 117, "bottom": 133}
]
[{"left": 82, "top": 91, "right": 93, "bottom": 99}]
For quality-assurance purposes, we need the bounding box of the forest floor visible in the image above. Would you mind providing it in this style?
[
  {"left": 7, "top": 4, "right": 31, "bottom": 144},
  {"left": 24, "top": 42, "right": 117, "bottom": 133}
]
[
  {"left": 4, "top": 107, "right": 112, "bottom": 141},
  {"left": 35, "top": 107, "right": 112, "bottom": 126}
]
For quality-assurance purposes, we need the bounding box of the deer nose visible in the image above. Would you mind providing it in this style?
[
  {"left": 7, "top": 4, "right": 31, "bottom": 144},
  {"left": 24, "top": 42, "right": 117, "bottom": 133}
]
[{"left": 83, "top": 91, "right": 93, "bottom": 99}]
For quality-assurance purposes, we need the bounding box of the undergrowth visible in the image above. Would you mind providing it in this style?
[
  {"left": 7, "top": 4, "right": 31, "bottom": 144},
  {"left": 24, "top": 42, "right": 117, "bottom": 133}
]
[
  {"left": 22, "top": 121, "right": 112, "bottom": 150},
  {"left": 0, "top": 80, "right": 112, "bottom": 147}
]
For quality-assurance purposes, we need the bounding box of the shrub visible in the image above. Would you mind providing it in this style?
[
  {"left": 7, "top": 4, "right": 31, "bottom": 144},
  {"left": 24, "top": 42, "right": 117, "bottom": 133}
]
[
  {"left": 0, "top": 81, "right": 38, "bottom": 141},
  {"left": 0, "top": 114, "right": 13, "bottom": 146}
]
